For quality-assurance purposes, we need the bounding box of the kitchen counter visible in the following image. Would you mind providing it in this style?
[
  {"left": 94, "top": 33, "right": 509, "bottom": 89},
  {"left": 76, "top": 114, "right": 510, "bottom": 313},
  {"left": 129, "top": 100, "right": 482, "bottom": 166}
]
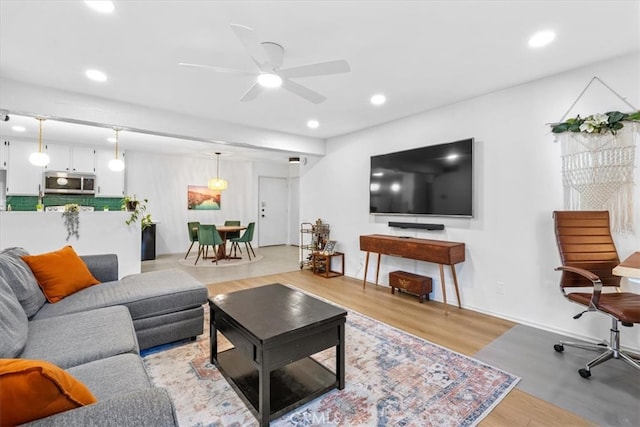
[{"left": 0, "top": 211, "right": 141, "bottom": 277}]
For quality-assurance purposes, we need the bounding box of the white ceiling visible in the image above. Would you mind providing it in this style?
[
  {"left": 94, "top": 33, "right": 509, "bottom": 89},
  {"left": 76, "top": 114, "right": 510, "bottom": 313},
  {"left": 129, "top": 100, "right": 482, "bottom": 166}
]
[{"left": 1, "top": 0, "right": 639, "bottom": 159}]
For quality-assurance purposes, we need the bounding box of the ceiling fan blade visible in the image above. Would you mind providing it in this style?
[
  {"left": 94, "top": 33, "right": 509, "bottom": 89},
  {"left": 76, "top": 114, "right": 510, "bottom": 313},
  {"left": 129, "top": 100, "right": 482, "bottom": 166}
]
[
  {"left": 278, "top": 59, "right": 351, "bottom": 79},
  {"left": 240, "top": 82, "right": 264, "bottom": 102},
  {"left": 281, "top": 79, "right": 327, "bottom": 104},
  {"left": 230, "top": 24, "right": 271, "bottom": 71},
  {"left": 178, "top": 63, "right": 255, "bottom": 76}
]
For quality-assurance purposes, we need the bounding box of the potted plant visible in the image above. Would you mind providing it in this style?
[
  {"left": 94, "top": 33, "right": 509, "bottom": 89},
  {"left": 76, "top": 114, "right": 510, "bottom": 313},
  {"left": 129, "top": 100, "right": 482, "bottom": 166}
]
[
  {"left": 123, "top": 196, "right": 152, "bottom": 230},
  {"left": 122, "top": 196, "right": 156, "bottom": 261}
]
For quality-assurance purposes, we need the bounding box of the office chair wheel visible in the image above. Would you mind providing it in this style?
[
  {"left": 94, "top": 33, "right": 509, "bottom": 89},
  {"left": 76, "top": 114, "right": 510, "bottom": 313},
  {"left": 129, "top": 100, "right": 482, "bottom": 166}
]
[
  {"left": 578, "top": 368, "right": 591, "bottom": 379},
  {"left": 554, "top": 344, "right": 564, "bottom": 352}
]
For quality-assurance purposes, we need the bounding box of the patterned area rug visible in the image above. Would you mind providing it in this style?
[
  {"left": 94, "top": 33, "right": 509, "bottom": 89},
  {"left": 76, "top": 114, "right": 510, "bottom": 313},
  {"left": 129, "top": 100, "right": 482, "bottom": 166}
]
[{"left": 143, "top": 289, "right": 519, "bottom": 426}]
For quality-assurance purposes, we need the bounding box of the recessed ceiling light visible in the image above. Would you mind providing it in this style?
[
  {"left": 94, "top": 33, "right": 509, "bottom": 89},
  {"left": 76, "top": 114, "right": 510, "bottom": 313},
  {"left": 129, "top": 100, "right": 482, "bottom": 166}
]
[
  {"left": 528, "top": 30, "right": 556, "bottom": 48},
  {"left": 12, "top": 125, "right": 26, "bottom": 132},
  {"left": 107, "top": 137, "right": 117, "bottom": 143},
  {"left": 84, "top": 1, "right": 115, "bottom": 14},
  {"left": 257, "top": 73, "right": 282, "bottom": 88},
  {"left": 370, "top": 94, "right": 386, "bottom": 106},
  {"left": 307, "top": 120, "right": 319, "bottom": 129},
  {"left": 86, "top": 69, "right": 107, "bottom": 82}
]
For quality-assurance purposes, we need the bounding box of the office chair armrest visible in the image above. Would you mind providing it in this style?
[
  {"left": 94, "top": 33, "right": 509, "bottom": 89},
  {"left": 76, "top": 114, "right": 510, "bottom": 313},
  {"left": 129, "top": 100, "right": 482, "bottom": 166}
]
[
  {"left": 555, "top": 266, "right": 599, "bottom": 282},
  {"left": 555, "top": 266, "right": 603, "bottom": 306}
]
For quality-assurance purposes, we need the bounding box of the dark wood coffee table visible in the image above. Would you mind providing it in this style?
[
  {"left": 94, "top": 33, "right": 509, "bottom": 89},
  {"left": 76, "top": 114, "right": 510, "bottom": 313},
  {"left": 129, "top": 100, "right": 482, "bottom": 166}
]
[{"left": 209, "top": 283, "right": 347, "bottom": 426}]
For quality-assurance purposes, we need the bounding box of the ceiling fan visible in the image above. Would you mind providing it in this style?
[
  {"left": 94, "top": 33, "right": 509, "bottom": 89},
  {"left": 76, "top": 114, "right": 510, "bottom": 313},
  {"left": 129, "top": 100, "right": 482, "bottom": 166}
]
[{"left": 179, "top": 24, "right": 350, "bottom": 104}]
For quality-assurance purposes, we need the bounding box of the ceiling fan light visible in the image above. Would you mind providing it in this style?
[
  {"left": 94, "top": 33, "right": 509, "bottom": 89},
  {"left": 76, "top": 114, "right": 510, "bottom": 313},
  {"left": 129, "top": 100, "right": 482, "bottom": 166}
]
[
  {"left": 29, "top": 151, "right": 50, "bottom": 166},
  {"left": 108, "top": 158, "right": 125, "bottom": 171},
  {"left": 257, "top": 73, "right": 282, "bottom": 88}
]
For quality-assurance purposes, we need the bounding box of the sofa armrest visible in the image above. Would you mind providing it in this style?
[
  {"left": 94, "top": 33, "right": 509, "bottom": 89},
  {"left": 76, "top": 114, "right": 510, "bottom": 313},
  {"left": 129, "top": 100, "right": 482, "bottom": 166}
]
[
  {"left": 80, "top": 254, "right": 119, "bottom": 282},
  {"left": 22, "top": 388, "right": 178, "bottom": 427}
]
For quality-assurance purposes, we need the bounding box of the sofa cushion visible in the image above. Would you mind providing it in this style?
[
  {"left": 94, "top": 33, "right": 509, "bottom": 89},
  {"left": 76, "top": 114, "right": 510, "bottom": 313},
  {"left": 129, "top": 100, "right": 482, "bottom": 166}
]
[
  {"left": 0, "top": 276, "right": 29, "bottom": 357},
  {"left": 21, "top": 388, "right": 178, "bottom": 427},
  {"left": 67, "top": 353, "right": 152, "bottom": 400},
  {"left": 31, "top": 269, "right": 207, "bottom": 321},
  {"left": 0, "top": 358, "right": 97, "bottom": 426},
  {"left": 21, "top": 246, "right": 101, "bottom": 303},
  {"left": 0, "top": 247, "right": 46, "bottom": 317},
  {"left": 20, "top": 306, "right": 139, "bottom": 369}
]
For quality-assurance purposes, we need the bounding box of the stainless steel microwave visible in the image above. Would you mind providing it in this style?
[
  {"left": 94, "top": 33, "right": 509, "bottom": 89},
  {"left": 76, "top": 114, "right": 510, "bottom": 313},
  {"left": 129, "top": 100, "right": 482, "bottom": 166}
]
[{"left": 43, "top": 171, "right": 96, "bottom": 195}]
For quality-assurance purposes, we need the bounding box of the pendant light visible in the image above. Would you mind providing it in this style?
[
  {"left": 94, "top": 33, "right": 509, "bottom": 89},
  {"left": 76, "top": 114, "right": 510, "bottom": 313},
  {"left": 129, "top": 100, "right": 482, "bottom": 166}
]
[
  {"left": 208, "top": 152, "right": 228, "bottom": 191},
  {"left": 29, "top": 117, "right": 50, "bottom": 166},
  {"left": 108, "top": 128, "right": 125, "bottom": 171}
]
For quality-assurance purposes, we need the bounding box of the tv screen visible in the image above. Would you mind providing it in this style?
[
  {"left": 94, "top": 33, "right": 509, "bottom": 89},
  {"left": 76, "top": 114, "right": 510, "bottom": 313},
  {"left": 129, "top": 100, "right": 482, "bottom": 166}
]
[{"left": 369, "top": 138, "right": 473, "bottom": 217}]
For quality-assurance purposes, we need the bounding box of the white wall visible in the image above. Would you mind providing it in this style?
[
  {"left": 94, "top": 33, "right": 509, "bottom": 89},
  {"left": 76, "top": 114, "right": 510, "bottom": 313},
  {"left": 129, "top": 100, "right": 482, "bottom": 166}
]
[
  {"left": 124, "top": 149, "right": 298, "bottom": 255},
  {"left": 300, "top": 53, "right": 640, "bottom": 349}
]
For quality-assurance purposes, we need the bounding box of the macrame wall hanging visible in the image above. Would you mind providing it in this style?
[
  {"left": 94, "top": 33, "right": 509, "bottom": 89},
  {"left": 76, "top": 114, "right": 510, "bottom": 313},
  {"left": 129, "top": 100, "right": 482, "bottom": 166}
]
[{"left": 550, "top": 77, "right": 640, "bottom": 233}]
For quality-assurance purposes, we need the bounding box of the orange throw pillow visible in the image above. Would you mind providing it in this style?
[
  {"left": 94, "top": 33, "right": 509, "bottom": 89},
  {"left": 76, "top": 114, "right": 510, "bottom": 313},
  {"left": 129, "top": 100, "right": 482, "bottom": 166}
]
[
  {"left": 21, "top": 246, "right": 101, "bottom": 303},
  {"left": 0, "top": 358, "right": 97, "bottom": 425}
]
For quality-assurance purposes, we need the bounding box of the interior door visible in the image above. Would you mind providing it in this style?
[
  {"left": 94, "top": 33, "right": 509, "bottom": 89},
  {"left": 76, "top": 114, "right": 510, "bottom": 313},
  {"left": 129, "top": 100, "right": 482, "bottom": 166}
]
[{"left": 258, "top": 176, "right": 288, "bottom": 246}]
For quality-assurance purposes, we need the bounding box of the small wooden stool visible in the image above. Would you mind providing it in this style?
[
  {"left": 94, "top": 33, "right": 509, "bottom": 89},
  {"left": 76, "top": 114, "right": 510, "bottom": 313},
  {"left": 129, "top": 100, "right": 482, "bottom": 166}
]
[{"left": 389, "top": 270, "right": 432, "bottom": 303}]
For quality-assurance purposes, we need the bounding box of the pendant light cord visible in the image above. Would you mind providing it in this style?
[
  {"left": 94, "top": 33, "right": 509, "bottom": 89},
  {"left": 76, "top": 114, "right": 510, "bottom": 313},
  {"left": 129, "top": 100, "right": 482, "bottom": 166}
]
[{"left": 38, "top": 118, "right": 43, "bottom": 152}]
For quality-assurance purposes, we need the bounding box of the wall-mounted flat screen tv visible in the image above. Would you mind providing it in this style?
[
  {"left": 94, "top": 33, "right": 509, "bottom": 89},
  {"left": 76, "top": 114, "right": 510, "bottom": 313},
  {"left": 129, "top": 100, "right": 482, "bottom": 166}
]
[{"left": 369, "top": 138, "right": 473, "bottom": 217}]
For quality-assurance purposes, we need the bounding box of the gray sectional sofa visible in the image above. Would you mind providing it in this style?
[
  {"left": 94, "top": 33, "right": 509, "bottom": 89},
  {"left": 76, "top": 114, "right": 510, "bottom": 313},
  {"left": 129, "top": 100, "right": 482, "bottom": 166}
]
[{"left": 0, "top": 247, "right": 209, "bottom": 426}]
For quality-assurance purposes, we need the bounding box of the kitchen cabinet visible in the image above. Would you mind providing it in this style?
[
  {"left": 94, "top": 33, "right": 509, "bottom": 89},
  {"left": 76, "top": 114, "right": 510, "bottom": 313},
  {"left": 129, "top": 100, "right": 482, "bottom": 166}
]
[
  {"left": 45, "top": 143, "right": 95, "bottom": 173},
  {"left": 94, "top": 148, "right": 125, "bottom": 197},
  {"left": 6, "top": 140, "right": 43, "bottom": 195}
]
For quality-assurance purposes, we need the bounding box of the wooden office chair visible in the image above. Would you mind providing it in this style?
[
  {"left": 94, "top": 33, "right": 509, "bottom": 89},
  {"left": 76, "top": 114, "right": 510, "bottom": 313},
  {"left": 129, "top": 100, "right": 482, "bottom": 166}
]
[
  {"left": 184, "top": 221, "right": 200, "bottom": 259},
  {"left": 553, "top": 210, "right": 640, "bottom": 378}
]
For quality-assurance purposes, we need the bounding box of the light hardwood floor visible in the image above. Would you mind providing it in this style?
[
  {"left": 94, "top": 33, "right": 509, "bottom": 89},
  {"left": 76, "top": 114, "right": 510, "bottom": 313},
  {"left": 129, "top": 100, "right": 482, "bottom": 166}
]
[{"left": 144, "top": 247, "right": 594, "bottom": 426}]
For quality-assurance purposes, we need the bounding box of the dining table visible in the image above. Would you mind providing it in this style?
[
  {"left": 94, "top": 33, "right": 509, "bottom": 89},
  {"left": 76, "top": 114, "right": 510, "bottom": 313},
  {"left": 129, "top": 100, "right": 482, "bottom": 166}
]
[
  {"left": 193, "top": 224, "right": 247, "bottom": 262},
  {"left": 215, "top": 225, "right": 247, "bottom": 260}
]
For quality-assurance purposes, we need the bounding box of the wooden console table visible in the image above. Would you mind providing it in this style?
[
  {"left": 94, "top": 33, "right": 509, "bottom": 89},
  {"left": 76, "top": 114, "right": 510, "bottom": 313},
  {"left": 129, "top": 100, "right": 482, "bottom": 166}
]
[{"left": 360, "top": 234, "right": 465, "bottom": 314}]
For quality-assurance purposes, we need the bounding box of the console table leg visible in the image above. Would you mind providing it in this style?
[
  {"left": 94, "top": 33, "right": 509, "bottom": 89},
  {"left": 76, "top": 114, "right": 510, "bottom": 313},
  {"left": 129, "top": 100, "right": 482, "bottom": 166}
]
[
  {"left": 450, "top": 264, "right": 462, "bottom": 308},
  {"left": 375, "top": 253, "right": 381, "bottom": 285},
  {"left": 439, "top": 264, "right": 448, "bottom": 315},
  {"left": 363, "top": 251, "right": 370, "bottom": 289}
]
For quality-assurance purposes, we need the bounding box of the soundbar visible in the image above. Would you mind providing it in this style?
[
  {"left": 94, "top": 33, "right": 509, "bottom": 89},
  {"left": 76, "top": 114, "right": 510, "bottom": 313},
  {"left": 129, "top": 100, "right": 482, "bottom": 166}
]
[{"left": 388, "top": 222, "right": 444, "bottom": 230}]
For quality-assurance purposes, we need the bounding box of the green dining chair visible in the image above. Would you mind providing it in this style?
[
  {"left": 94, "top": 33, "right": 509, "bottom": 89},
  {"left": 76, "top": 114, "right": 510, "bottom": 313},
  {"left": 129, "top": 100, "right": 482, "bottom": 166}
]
[
  {"left": 195, "top": 224, "right": 224, "bottom": 265},
  {"left": 184, "top": 221, "right": 200, "bottom": 259},
  {"left": 224, "top": 220, "right": 241, "bottom": 253},
  {"left": 230, "top": 222, "right": 256, "bottom": 261}
]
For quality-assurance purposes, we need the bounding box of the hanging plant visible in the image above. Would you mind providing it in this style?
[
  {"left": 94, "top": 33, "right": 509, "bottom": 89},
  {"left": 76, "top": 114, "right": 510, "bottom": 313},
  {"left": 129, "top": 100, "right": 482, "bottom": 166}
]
[
  {"left": 550, "top": 110, "right": 640, "bottom": 135},
  {"left": 123, "top": 196, "right": 153, "bottom": 230},
  {"left": 62, "top": 204, "right": 80, "bottom": 241}
]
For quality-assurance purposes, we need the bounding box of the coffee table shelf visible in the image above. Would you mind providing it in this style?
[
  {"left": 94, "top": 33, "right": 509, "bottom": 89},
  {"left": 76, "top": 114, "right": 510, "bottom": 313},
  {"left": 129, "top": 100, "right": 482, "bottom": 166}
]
[{"left": 216, "top": 348, "right": 338, "bottom": 420}]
